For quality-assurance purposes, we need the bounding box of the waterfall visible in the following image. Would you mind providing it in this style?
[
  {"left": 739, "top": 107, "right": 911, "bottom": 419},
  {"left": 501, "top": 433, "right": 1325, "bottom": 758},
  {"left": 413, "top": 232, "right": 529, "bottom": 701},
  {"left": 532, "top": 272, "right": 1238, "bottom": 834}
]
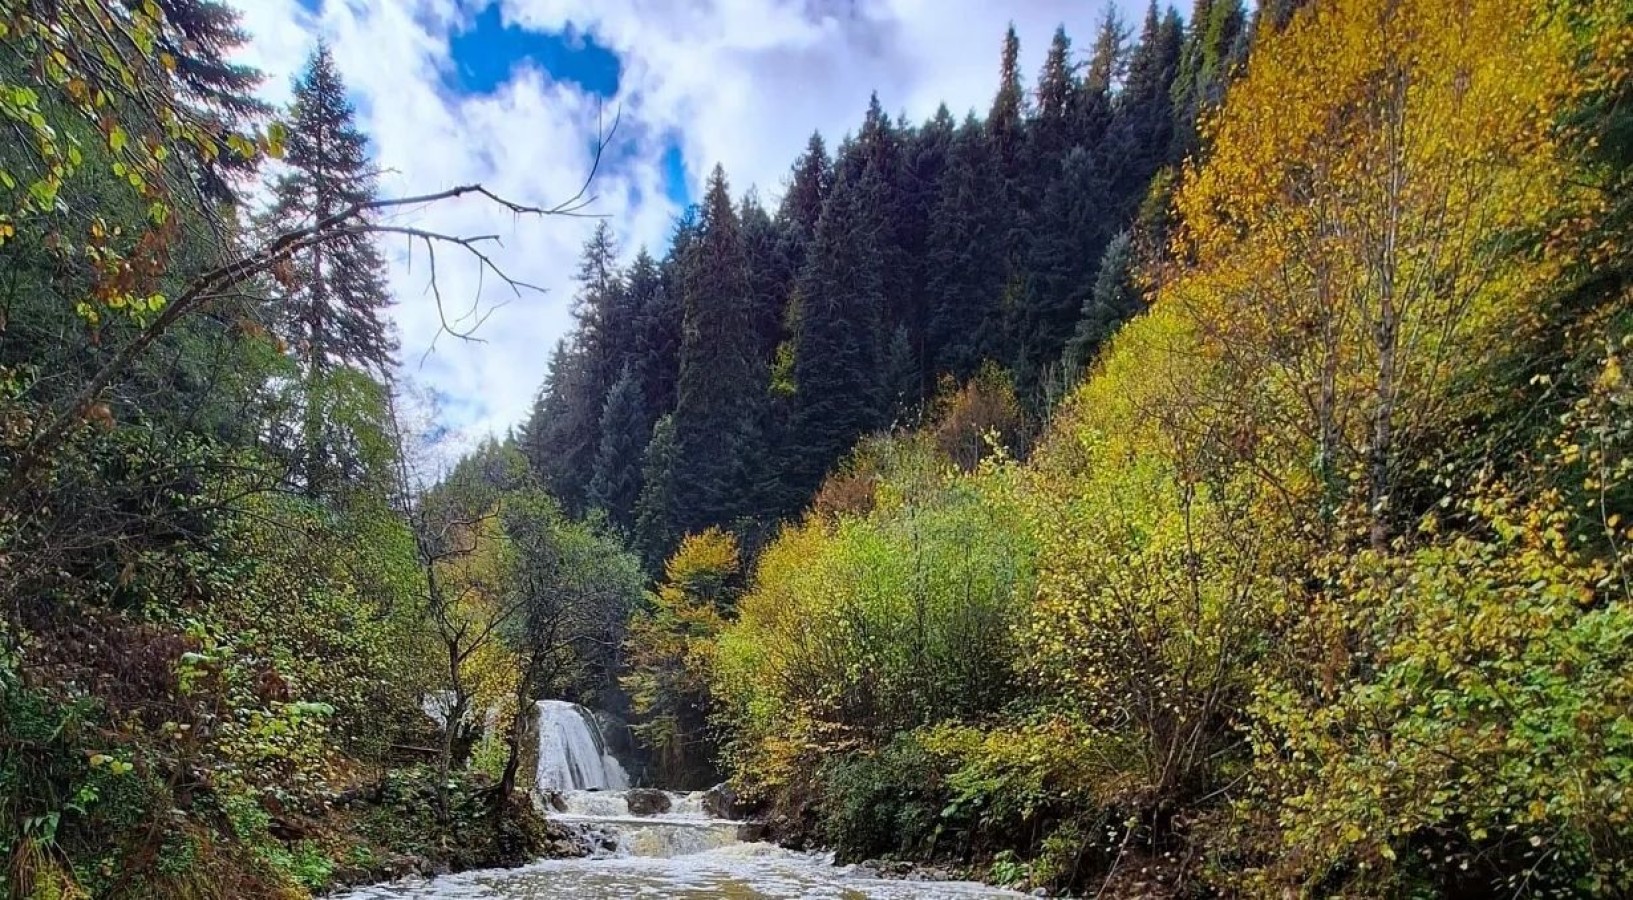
[{"left": 534, "top": 700, "right": 630, "bottom": 792}]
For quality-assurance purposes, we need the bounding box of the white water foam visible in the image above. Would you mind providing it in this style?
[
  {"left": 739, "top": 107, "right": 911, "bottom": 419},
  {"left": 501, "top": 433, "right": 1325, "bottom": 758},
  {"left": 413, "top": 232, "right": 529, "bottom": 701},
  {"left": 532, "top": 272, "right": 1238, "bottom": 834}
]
[{"left": 533, "top": 700, "right": 630, "bottom": 793}]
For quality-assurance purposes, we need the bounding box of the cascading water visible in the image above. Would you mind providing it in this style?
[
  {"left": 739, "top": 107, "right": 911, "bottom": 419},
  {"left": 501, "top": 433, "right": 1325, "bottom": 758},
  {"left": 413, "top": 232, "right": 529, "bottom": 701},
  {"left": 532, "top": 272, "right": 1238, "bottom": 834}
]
[
  {"left": 533, "top": 700, "right": 630, "bottom": 793},
  {"left": 334, "top": 701, "right": 1025, "bottom": 896},
  {"left": 550, "top": 789, "right": 743, "bottom": 859}
]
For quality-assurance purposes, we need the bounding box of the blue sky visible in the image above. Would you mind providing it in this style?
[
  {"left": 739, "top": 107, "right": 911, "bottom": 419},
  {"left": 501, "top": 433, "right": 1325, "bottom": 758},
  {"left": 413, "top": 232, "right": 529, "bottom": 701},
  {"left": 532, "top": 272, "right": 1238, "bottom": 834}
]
[{"left": 233, "top": 0, "right": 1142, "bottom": 457}]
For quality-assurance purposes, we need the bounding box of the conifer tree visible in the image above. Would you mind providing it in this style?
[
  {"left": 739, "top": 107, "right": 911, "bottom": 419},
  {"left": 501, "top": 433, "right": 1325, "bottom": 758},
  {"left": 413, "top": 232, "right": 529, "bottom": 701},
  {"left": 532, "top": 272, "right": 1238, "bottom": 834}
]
[
  {"left": 268, "top": 45, "right": 395, "bottom": 377},
  {"left": 1073, "top": 8, "right": 1125, "bottom": 157},
  {"left": 1032, "top": 27, "right": 1079, "bottom": 174},
  {"left": 1063, "top": 230, "right": 1139, "bottom": 375},
  {"left": 146, "top": 0, "right": 270, "bottom": 198},
  {"left": 884, "top": 326, "right": 920, "bottom": 424},
  {"left": 671, "top": 166, "right": 767, "bottom": 535},
  {"left": 779, "top": 132, "right": 833, "bottom": 244},
  {"left": 787, "top": 161, "right": 888, "bottom": 497},
  {"left": 265, "top": 44, "right": 396, "bottom": 495},
  {"left": 987, "top": 25, "right": 1027, "bottom": 188},
  {"left": 1015, "top": 147, "right": 1114, "bottom": 404},
  {"left": 573, "top": 221, "right": 635, "bottom": 399},
  {"left": 1171, "top": 0, "right": 1247, "bottom": 157},
  {"left": 851, "top": 94, "right": 913, "bottom": 339},
  {"left": 740, "top": 193, "right": 790, "bottom": 361},
  {"left": 523, "top": 338, "right": 599, "bottom": 513},
  {"left": 588, "top": 364, "right": 648, "bottom": 530},
  {"left": 926, "top": 115, "right": 1006, "bottom": 380},
  {"left": 633, "top": 414, "right": 681, "bottom": 572},
  {"left": 628, "top": 248, "right": 680, "bottom": 430},
  {"left": 522, "top": 225, "right": 632, "bottom": 515},
  {"left": 899, "top": 105, "right": 956, "bottom": 389},
  {"left": 1103, "top": 3, "right": 1184, "bottom": 220}
]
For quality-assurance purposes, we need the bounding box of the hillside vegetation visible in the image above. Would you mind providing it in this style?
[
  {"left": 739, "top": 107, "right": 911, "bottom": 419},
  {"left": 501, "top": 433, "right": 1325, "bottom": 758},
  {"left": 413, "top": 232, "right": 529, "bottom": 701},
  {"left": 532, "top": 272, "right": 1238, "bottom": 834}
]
[{"left": 0, "top": 0, "right": 1630, "bottom": 898}]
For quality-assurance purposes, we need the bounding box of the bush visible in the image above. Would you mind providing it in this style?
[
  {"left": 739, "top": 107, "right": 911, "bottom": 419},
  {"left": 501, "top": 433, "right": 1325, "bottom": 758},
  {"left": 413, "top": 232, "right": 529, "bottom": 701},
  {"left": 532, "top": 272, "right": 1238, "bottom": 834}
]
[
  {"left": 715, "top": 450, "right": 1035, "bottom": 797},
  {"left": 815, "top": 733, "right": 951, "bottom": 862}
]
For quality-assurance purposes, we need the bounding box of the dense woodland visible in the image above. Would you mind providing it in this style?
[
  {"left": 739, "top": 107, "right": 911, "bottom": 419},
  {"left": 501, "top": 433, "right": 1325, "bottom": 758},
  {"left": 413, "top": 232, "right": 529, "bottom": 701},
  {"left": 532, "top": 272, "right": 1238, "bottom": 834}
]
[{"left": 1, "top": 0, "right": 1630, "bottom": 898}]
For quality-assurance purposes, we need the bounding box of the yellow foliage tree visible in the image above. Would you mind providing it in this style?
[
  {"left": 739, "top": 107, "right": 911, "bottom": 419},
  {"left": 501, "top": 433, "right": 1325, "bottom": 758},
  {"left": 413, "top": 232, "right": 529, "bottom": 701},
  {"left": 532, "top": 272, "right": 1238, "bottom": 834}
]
[
  {"left": 623, "top": 528, "right": 737, "bottom": 787},
  {"left": 1167, "top": 0, "right": 1583, "bottom": 546}
]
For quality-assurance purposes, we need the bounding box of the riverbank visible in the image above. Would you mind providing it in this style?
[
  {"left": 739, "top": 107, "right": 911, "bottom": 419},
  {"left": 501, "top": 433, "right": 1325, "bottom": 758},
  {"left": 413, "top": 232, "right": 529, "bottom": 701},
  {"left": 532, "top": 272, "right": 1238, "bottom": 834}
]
[{"left": 295, "top": 767, "right": 592, "bottom": 894}]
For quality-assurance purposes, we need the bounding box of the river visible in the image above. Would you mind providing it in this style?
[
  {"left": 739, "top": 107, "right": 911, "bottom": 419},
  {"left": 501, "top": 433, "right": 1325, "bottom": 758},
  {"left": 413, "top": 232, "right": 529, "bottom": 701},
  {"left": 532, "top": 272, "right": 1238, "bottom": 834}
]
[
  {"left": 333, "top": 700, "right": 1025, "bottom": 899},
  {"left": 331, "top": 842, "right": 1026, "bottom": 899}
]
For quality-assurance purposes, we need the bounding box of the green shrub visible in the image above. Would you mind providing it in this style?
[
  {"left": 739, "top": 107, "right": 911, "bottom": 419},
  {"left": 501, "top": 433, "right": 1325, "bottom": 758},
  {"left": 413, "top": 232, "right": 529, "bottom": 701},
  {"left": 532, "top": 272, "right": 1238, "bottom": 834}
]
[{"left": 816, "top": 733, "right": 952, "bottom": 862}]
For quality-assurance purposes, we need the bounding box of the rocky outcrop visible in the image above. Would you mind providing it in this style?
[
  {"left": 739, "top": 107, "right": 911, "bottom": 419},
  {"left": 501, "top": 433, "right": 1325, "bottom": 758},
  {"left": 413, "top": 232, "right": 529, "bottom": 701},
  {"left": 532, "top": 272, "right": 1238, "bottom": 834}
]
[
  {"left": 700, "top": 782, "right": 755, "bottom": 820},
  {"left": 624, "top": 788, "right": 673, "bottom": 816}
]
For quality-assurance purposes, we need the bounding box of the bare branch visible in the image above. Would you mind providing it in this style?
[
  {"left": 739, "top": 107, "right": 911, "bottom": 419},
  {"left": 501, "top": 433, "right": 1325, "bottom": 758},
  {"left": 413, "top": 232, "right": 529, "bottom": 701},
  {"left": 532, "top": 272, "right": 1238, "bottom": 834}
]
[{"left": 0, "top": 105, "right": 620, "bottom": 510}]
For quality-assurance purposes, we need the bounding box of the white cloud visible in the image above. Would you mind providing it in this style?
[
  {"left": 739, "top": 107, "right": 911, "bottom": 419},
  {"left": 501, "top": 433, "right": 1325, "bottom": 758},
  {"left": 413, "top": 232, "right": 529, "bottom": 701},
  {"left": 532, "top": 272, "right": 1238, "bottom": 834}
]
[{"left": 232, "top": 0, "right": 1144, "bottom": 452}]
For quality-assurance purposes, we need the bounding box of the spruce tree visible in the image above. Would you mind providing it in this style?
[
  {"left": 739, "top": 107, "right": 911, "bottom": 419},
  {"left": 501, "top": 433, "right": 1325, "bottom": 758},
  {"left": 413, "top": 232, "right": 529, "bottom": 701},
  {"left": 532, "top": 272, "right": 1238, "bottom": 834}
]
[
  {"left": 741, "top": 193, "right": 790, "bottom": 361},
  {"left": 987, "top": 25, "right": 1027, "bottom": 187},
  {"left": 926, "top": 115, "right": 1005, "bottom": 381},
  {"left": 1103, "top": 3, "right": 1184, "bottom": 221},
  {"left": 266, "top": 44, "right": 396, "bottom": 495},
  {"left": 884, "top": 325, "right": 920, "bottom": 424},
  {"left": 1171, "top": 0, "right": 1247, "bottom": 157},
  {"left": 628, "top": 248, "right": 680, "bottom": 430},
  {"left": 1015, "top": 147, "right": 1114, "bottom": 404},
  {"left": 633, "top": 414, "right": 681, "bottom": 573},
  {"left": 787, "top": 160, "right": 888, "bottom": 498},
  {"left": 522, "top": 338, "right": 599, "bottom": 513},
  {"left": 146, "top": 0, "right": 270, "bottom": 198},
  {"left": 1074, "top": 8, "right": 1125, "bottom": 156},
  {"left": 778, "top": 132, "right": 832, "bottom": 244},
  {"left": 521, "top": 224, "right": 632, "bottom": 515},
  {"left": 851, "top": 94, "right": 913, "bottom": 341},
  {"left": 1063, "top": 230, "right": 1140, "bottom": 375},
  {"left": 1031, "top": 26, "right": 1079, "bottom": 174},
  {"left": 269, "top": 45, "right": 395, "bottom": 377},
  {"left": 573, "top": 221, "right": 635, "bottom": 401},
  {"left": 587, "top": 364, "right": 648, "bottom": 530},
  {"left": 671, "top": 166, "right": 767, "bottom": 535}
]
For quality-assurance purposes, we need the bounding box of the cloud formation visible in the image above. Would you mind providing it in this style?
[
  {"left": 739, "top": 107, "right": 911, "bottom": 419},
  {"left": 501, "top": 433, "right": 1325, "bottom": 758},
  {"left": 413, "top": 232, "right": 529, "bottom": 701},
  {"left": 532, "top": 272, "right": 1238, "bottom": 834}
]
[{"left": 232, "top": 0, "right": 1140, "bottom": 453}]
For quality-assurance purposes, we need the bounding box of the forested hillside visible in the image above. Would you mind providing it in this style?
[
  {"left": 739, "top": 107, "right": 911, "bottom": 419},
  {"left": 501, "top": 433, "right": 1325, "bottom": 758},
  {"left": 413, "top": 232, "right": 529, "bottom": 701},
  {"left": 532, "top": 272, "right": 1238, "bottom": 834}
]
[
  {"left": 520, "top": 0, "right": 1257, "bottom": 569},
  {"left": 2, "top": 0, "right": 1631, "bottom": 898}
]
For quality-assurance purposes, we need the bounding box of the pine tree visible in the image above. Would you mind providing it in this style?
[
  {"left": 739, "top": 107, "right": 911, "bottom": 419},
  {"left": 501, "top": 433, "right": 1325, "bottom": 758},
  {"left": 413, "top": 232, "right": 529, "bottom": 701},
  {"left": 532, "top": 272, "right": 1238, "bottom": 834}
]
[
  {"left": 671, "top": 166, "right": 767, "bottom": 535},
  {"left": 266, "top": 44, "right": 396, "bottom": 496},
  {"left": 787, "top": 160, "right": 888, "bottom": 498},
  {"left": 587, "top": 364, "right": 648, "bottom": 530}
]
